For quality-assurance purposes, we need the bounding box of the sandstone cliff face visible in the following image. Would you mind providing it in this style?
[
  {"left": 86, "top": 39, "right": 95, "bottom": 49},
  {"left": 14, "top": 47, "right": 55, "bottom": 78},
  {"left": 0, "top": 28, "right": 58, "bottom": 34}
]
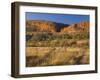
[
  {"left": 77, "top": 21, "right": 89, "bottom": 28},
  {"left": 26, "top": 20, "right": 56, "bottom": 32},
  {"left": 61, "top": 21, "right": 89, "bottom": 33},
  {"left": 26, "top": 20, "right": 69, "bottom": 32},
  {"left": 26, "top": 20, "right": 89, "bottom": 33}
]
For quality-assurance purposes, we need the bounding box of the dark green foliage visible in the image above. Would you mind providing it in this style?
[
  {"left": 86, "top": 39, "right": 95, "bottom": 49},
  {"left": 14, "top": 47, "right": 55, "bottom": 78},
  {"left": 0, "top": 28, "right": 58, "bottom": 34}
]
[
  {"left": 26, "top": 32, "right": 89, "bottom": 47},
  {"left": 30, "top": 32, "right": 53, "bottom": 41},
  {"left": 27, "top": 32, "right": 89, "bottom": 41},
  {"left": 26, "top": 26, "right": 39, "bottom": 32},
  {"left": 73, "top": 32, "right": 89, "bottom": 40}
]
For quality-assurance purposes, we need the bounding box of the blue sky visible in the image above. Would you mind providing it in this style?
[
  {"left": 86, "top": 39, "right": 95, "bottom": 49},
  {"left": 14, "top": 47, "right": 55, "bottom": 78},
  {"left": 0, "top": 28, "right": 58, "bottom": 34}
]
[{"left": 26, "top": 12, "right": 89, "bottom": 24}]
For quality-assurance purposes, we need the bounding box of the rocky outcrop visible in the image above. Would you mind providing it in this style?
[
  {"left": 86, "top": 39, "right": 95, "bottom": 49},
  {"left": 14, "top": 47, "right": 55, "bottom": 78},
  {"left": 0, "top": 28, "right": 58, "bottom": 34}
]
[
  {"left": 61, "top": 21, "right": 89, "bottom": 33},
  {"left": 26, "top": 20, "right": 56, "bottom": 32},
  {"left": 26, "top": 20, "right": 89, "bottom": 33},
  {"left": 26, "top": 20, "right": 69, "bottom": 32}
]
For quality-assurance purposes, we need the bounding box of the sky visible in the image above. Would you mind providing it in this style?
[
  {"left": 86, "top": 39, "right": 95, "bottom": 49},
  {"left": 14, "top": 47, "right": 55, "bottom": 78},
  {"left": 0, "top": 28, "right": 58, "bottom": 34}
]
[{"left": 26, "top": 12, "right": 89, "bottom": 25}]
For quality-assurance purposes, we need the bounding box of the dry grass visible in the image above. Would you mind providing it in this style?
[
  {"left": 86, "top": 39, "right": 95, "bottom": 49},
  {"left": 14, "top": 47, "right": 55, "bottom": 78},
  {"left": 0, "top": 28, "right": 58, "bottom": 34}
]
[{"left": 26, "top": 47, "right": 89, "bottom": 67}]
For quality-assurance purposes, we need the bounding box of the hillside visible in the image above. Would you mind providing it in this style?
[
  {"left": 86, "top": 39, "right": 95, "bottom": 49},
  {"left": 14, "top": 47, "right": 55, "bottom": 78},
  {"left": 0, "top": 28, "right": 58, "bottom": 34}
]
[
  {"left": 26, "top": 20, "right": 89, "bottom": 33},
  {"left": 61, "top": 21, "right": 89, "bottom": 33},
  {"left": 26, "top": 20, "right": 69, "bottom": 32}
]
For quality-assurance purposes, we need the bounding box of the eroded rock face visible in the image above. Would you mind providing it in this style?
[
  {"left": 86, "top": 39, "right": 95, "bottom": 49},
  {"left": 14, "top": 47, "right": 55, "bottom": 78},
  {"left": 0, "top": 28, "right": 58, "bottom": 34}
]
[
  {"left": 26, "top": 20, "right": 89, "bottom": 33},
  {"left": 26, "top": 20, "right": 69, "bottom": 32},
  {"left": 26, "top": 20, "right": 56, "bottom": 32},
  {"left": 61, "top": 21, "right": 89, "bottom": 33}
]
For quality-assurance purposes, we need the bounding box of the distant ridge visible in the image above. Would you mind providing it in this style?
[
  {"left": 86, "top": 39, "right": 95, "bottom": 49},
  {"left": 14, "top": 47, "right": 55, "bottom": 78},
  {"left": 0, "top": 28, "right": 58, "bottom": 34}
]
[{"left": 26, "top": 20, "right": 89, "bottom": 32}]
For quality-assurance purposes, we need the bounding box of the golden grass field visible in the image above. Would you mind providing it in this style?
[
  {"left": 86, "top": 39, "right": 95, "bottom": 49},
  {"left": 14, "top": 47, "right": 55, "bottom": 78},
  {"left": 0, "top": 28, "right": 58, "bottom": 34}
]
[{"left": 26, "top": 46, "right": 89, "bottom": 67}]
